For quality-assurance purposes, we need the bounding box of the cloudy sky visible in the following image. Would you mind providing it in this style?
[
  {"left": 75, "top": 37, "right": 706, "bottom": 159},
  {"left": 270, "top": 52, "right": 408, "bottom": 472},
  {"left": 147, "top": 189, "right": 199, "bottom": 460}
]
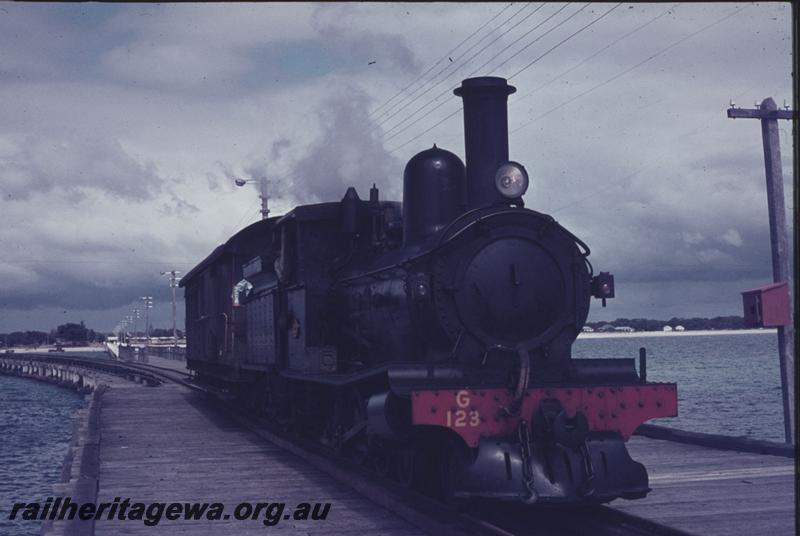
[{"left": 0, "top": 2, "right": 794, "bottom": 333}]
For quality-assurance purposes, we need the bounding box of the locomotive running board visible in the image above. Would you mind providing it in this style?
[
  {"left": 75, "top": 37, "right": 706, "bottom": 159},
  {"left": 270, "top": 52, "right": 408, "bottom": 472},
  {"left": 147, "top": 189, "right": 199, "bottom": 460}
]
[{"left": 411, "top": 384, "right": 678, "bottom": 448}]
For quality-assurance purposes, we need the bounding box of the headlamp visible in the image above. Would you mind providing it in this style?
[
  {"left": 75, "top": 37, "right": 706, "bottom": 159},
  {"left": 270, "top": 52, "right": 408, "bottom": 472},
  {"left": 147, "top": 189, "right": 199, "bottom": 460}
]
[{"left": 494, "top": 162, "right": 529, "bottom": 199}]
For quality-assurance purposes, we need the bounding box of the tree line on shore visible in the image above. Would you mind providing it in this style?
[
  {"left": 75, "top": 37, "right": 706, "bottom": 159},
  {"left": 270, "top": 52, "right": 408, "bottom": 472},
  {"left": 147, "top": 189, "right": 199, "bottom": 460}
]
[
  {"left": 1, "top": 316, "right": 748, "bottom": 347},
  {"left": 585, "top": 315, "right": 746, "bottom": 332},
  {"left": 1, "top": 322, "right": 184, "bottom": 348}
]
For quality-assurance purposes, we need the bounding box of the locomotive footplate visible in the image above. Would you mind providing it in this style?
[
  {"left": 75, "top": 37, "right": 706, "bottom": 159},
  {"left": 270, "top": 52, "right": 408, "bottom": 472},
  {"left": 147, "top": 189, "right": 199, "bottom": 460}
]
[
  {"left": 455, "top": 430, "right": 649, "bottom": 503},
  {"left": 410, "top": 384, "right": 676, "bottom": 503},
  {"left": 410, "top": 384, "right": 678, "bottom": 448}
]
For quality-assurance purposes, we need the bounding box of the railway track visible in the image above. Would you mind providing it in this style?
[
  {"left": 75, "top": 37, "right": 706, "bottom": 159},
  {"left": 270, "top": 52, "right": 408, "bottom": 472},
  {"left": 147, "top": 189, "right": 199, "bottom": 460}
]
[{"left": 6, "top": 353, "right": 695, "bottom": 536}]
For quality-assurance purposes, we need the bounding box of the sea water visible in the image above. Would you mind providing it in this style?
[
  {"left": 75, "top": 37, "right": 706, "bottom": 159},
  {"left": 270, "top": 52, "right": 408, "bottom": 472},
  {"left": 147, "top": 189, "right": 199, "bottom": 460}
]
[
  {"left": 0, "top": 333, "right": 788, "bottom": 535},
  {"left": 574, "top": 331, "right": 786, "bottom": 441},
  {"left": 0, "top": 375, "right": 86, "bottom": 536}
]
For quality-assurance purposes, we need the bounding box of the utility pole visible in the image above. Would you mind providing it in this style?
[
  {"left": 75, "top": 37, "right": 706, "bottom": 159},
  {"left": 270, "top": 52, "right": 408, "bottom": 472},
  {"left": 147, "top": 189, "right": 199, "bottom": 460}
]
[
  {"left": 132, "top": 308, "right": 140, "bottom": 344},
  {"left": 234, "top": 177, "right": 270, "bottom": 220},
  {"left": 728, "top": 97, "right": 796, "bottom": 443},
  {"left": 161, "top": 270, "right": 182, "bottom": 351},
  {"left": 259, "top": 176, "right": 270, "bottom": 220},
  {"left": 124, "top": 316, "right": 132, "bottom": 345},
  {"left": 140, "top": 296, "right": 153, "bottom": 346}
]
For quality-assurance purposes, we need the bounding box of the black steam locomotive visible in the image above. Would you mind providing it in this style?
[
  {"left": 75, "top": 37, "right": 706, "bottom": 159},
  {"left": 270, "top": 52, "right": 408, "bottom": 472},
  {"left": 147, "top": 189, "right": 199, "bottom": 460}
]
[{"left": 181, "top": 77, "right": 676, "bottom": 504}]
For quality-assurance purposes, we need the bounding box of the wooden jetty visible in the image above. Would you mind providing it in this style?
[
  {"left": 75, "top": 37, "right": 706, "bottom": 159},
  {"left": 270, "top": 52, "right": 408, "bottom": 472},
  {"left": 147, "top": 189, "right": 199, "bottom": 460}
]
[
  {"left": 2, "top": 353, "right": 794, "bottom": 536},
  {"left": 82, "top": 377, "right": 800, "bottom": 536},
  {"left": 615, "top": 435, "right": 796, "bottom": 536},
  {"left": 90, "top": 382, "right": 450, "bottom": 535}
]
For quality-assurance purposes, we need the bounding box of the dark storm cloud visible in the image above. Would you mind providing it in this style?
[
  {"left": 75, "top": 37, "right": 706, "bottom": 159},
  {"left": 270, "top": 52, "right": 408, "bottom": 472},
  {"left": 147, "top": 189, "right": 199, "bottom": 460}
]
[
  {"left": 0, "top": 268, "right": 159, "bottom": 311},
  {"left": 555, "top": 173, "right": 777, "bottom": 281},
  {"left": 0, "top": 3, "right": 792, "bottom": 331},
  {"left": 1, "top": 134, "right": 162, "bottom": 201},
  {"left": 569, "top": 200, "right": 779, "bottom": 287},
  {"left": 589, "top": 278, "right": 771, "bottom": 321},
  {"left": 0, "top": 229, "right": 192, "bottom": 311}
]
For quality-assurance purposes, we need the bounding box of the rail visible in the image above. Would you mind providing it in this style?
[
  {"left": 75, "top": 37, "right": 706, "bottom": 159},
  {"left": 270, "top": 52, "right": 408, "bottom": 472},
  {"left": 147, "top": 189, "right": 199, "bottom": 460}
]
[{"left": 635, "top": 423, "right": 795, "bottom": 458}]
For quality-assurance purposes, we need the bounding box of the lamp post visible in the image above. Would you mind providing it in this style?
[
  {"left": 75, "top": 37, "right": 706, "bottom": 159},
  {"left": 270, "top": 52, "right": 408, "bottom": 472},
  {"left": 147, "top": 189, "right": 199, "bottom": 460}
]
[
  {"left": 131, "top": 308, "right": 140, "bottom": 343},
  {"left": 161, "top": 270, "right": 182, "bottom": 352},
  {"left": 140, "top": 296, "right": 153, "bottom": 346},
  {"left": 234, "top": 176, "right": 270, "bottom": 220},
  {"left": 124, "top": 316, "right": 132, "bottom": 345}
]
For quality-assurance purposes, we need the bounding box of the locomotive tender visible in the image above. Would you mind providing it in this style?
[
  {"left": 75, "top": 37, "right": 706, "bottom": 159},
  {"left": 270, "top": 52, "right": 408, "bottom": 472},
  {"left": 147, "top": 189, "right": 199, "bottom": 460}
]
[{"left": 181, "top": 77, "right": 677, "bottom": 504}]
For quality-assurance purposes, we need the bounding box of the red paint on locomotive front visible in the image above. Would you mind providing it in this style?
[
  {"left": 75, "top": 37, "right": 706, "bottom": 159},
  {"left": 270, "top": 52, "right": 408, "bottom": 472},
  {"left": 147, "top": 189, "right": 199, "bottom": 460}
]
[{"left": 411, "top": 384, "right": 677, "bottom": 448}]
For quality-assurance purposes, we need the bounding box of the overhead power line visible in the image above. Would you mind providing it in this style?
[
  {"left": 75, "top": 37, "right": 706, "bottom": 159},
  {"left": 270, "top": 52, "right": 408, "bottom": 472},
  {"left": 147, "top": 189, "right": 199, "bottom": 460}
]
[
  {"left": 506, "top": 2, "right": 622, "bottom": 80},
  {"left": 385, "top": 3, "right": 625, "bottom": 152},
  {"left": 382, "top": 3, "right": 571, "bottom": 142},
  {"left": 511, "top": 4, "right": 749, "bottom": 134},
  {"left": 512, "top": 3, "right": 680, "bottom": 99},
  {"left": 467, "top": 3, "right": 582, "bottom": 78},
  {"left": 224, "top": 196, "right": 261, "bottom": 238},
  {"left": 375, "top": 3, "right": 540, "bottom": 131},
  {"left": 370, "top": 3, "right": 515, "bottom": 119},
  {"left": 388, "top": 106, "right": 463, "bottom": 154}
]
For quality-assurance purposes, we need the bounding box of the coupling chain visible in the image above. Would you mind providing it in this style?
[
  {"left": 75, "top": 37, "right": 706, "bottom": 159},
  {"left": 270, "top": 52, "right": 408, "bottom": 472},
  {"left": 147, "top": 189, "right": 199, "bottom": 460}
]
[
  {"left": 578, "top": 438, "right": 596, "bottom": 497},
  {"left": 517, "top": 419, "right": 537, "bottom": 503}
]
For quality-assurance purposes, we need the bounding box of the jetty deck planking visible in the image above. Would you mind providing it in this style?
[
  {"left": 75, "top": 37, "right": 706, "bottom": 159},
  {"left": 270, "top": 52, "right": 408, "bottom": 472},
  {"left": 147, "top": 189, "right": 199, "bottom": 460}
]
[{"left": 613, "top": 436, "right": 796, "bottom": 536}]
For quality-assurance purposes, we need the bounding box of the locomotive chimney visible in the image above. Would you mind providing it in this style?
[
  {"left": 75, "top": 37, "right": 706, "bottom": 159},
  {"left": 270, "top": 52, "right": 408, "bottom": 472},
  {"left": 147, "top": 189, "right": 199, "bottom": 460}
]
[{"left": 454, "top": 77, "right": 516, "bottom": 208}]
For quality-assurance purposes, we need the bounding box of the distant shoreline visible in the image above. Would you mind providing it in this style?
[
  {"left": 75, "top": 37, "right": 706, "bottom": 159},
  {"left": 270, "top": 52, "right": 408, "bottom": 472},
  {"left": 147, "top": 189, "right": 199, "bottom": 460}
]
[{"left": 578, "top": 328, "right": 776, "bottom": 339}]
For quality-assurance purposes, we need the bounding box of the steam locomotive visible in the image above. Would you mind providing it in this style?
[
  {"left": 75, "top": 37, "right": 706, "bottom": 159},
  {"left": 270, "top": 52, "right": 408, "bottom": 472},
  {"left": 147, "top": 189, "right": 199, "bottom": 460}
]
[{"left": 181, "top": 77, "right": 677, "bottom": 504}]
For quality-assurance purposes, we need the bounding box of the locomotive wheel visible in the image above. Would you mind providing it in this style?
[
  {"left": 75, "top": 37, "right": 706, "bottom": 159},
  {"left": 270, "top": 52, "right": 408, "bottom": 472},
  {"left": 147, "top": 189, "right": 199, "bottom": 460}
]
[
  {"left": 436, "top": 447, "right": 459, "bottom": 504},
  {"left": 427, "top": 437, "right": 466, "bottom": 504},
  {"left": 369, "top": 437, "right": 391, "bottom": 477},
  {"left": 372, "top": 449, "right": 391, "bottom": 477},
  {"left": 394, "top": 448, "right": 416, "bottom": 488},
  {"left": 345, "top": 438, "right": 369, "bottom": 467}
]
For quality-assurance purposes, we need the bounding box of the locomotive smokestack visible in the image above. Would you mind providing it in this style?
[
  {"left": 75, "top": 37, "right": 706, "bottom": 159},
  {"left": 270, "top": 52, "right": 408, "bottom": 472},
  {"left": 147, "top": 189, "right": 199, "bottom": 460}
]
[{"left": 454, "top": 77, "right": 516, "bottom": 208}]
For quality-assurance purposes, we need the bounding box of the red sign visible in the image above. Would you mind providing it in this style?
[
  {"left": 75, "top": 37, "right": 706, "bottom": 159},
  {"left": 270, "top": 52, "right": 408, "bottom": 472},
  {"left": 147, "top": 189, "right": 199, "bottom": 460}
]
[{"left": 411, "top": 383, "right": 677, "bottom": 448}]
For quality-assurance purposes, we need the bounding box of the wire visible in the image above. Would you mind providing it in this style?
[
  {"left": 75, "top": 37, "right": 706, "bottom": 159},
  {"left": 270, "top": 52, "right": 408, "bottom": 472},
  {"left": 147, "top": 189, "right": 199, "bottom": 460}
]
[
  {"left": 511, "top": 4, "right": 749, "bottom": 134},
  {"left": 512, "top": 3, "right": 679, "bottom": 99},
  {"left": 506, "top": 3, "right": 622, "bottom": 80},
  {"left": 465, "top": 3, "right": 575, "bottom": 78},
  {"left": 375, "top": 3, "right": 539, "bottom": 131},
  {"left": 380, "top": 4, "right": 549, "bottom": 137},
  {"left": 388, "top": 106, "right": 463, "bottom": 154},
  {"left": 387, "top": 3, "right": 672, "bottom": 150},
  {"left": 225, "top": 196, "right": 260, "bottom": 237},
  {"left": 385, "top": 3, "right": 623, "bottom": 151},
  {"left": 370, "top": 3, "right": 515, "bottom": 119},
  {"left": 384, "top": 4, "right": 608, "bottom": 143}
]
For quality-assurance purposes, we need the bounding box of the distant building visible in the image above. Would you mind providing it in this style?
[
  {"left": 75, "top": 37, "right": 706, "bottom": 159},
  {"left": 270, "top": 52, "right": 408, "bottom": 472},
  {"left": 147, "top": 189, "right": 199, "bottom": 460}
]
[
  {"left": 662, "top": 325, "right": 673, "bottom": 332},
  {"left": 582, "top": 326, "right": 595, "bottom": 333},
  {"left": 598, "top": 324, "right": 616, "bottom": 332},
  {"left": 614, "top": 326, "right": 635, "bottom": 332},
  {"left": 675, "top": 325, "right": 685, "bottom": 331}
]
